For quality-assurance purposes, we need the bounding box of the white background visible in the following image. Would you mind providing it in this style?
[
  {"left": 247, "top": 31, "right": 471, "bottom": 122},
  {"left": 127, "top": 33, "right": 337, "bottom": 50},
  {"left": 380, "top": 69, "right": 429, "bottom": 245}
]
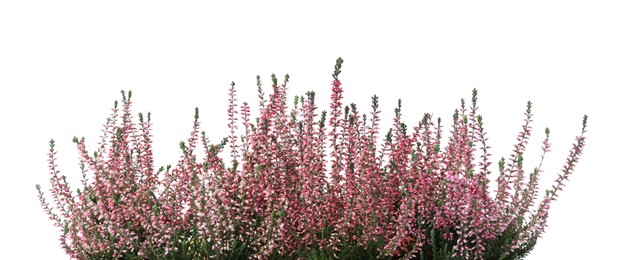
[{"left": 1, "top": 1, "right": 626, "bottom": 259}]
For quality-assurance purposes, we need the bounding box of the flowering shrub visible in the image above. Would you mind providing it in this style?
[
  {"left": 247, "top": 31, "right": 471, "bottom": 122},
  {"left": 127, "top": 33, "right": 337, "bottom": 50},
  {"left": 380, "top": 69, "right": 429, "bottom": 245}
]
[{"left": 37, "top": 58, "right": 587, "bottom": 259}]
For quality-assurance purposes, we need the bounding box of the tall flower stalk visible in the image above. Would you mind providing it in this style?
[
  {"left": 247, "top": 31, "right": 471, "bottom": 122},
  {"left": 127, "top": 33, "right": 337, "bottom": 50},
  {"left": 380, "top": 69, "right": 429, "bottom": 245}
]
[{"left": 37, "top": 58, "right": 587, "bottom": 259}]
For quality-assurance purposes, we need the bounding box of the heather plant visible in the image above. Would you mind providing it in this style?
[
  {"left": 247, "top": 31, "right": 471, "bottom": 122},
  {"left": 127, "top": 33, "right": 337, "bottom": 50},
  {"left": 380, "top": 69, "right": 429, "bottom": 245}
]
[{"left": 37, "top": 58, "right": 587, "bottom": 260}]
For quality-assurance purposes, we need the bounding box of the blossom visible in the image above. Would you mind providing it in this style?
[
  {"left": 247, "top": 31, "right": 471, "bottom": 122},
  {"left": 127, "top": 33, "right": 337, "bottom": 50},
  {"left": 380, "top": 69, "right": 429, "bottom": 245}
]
[{"left": 37, "top": 58, "right": 587, "bottom": 259}]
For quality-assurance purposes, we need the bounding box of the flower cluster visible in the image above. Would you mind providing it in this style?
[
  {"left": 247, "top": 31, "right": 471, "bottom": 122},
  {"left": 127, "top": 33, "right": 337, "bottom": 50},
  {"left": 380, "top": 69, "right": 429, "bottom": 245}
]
[{"left": 37, "top": 58, "right": 588, "bottom": 259}]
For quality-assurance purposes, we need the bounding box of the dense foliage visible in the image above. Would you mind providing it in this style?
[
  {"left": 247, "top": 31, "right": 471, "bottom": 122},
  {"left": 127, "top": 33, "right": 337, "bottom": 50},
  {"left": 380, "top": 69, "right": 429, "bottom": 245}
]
[{"left": 37, "top": 58, "right": 587, "bottom": 259}]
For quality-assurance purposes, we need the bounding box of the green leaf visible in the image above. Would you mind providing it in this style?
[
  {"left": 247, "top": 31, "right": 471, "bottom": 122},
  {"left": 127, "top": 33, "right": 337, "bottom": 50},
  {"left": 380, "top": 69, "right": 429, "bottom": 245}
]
[
  {"left": 89, "top": 194, "right": 98, "bottom": 204},
  {"left": 62, "top": 222, "right": 69, "bottom": 235},
  {"left": 114, "top": 194, "right": 122, "bottom": 205}
]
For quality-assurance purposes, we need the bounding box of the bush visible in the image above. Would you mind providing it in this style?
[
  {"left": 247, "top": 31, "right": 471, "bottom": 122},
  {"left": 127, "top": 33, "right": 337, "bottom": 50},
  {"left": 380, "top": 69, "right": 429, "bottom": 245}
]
[{"left": 37, "top": 58, "right": 587, "bottom": 259}]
